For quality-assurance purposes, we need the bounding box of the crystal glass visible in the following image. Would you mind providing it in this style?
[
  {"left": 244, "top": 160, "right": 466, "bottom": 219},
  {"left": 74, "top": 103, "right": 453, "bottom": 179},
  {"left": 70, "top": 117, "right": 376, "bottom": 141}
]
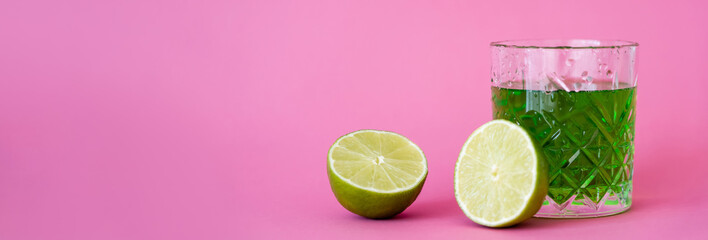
[{"left": 490, "top": 39, "right": 638, "bottom": 218}]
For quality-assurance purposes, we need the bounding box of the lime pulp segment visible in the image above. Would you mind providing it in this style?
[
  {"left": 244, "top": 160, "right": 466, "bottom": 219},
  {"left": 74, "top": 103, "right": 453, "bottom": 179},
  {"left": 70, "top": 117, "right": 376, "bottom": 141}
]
[{"left": 328, "top": 130, "right": 427, "bottom": 193}]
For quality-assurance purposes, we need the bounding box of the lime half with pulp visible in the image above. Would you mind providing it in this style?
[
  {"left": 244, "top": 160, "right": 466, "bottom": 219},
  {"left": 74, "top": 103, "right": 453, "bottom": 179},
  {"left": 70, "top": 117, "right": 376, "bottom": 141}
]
[
  {"left": 328, "top": 130, "right": 428, "bottom": 219},
  {"left": 454, "top": 120, "right": 548, "bottom": 227}
]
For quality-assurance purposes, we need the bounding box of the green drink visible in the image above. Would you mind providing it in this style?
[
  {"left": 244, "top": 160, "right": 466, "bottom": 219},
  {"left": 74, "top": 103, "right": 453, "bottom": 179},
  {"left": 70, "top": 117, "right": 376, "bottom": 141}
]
[
  {"left": 492, "top": 82, "right": 635, "bottom": 217},
  {"left": 490, "top": 39, "right": 638, "bottom": 217}
]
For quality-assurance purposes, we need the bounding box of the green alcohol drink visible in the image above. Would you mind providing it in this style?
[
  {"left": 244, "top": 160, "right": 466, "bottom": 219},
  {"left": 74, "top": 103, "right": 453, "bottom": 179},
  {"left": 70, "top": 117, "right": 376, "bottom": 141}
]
[
  {"left": 492, "top": 82, "right": 635, "bottom": 217},
  {"left": 490, "top": 39, "right": 638, "bottom": 217}
]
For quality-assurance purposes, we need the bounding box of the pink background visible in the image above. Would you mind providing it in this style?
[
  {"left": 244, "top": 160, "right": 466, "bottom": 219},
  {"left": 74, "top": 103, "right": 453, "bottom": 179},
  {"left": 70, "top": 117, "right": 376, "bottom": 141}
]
[{"left": 1, "top": 0, "right": 707, "bottom": 239}]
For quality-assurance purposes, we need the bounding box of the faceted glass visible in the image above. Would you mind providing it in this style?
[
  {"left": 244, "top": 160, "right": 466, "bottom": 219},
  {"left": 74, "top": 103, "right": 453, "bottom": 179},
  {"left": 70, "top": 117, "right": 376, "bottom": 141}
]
[{"left": 490, "top": 39, "right": 638, "bottom": 218}]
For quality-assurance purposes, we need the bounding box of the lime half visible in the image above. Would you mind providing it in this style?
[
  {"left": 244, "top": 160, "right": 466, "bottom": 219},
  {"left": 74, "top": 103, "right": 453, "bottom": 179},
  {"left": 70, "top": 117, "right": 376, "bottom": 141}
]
[
  {"left": 328, "top": 130, "right": 428, "bottom": 219},
  {"left": 454, "top": 120, "right": 548, "bottom": 227}
]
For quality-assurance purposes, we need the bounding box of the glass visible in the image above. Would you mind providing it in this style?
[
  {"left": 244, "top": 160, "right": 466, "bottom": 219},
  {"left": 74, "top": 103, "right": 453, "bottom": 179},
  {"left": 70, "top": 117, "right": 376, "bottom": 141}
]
[{"left": 490, "top": 39, "right": 638, "bottom": 218}]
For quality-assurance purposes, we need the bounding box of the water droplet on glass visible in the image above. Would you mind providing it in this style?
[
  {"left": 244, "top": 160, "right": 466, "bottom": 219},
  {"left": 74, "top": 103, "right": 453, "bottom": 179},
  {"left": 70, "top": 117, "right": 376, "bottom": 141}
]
[
  {"left": 606, "top": 70, "right": 613, "bottom": 77},
  {"left": 566, "top": 59, "right": 575, "bottom": 66},
  {"left": 572, "top": 82, "right": 583, "bottom": 92},
  {"left": 598, "top": 63, "right": 608, "bottom": 74},
  {"left": 580, "top": 71, "right": 593, "bottom": 82}
]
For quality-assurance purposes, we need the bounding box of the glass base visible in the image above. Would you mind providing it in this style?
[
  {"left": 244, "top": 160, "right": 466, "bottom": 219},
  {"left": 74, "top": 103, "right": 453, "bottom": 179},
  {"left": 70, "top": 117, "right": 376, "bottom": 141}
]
[{"left": 534, "top": 191, "right": 631, "bottom": 218}]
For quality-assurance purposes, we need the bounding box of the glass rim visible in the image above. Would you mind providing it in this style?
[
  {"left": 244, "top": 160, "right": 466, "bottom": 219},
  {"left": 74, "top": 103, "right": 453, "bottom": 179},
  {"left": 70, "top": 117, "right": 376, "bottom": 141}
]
[{"left": 491, "top": 39, "right": 639, "bottom": 49}]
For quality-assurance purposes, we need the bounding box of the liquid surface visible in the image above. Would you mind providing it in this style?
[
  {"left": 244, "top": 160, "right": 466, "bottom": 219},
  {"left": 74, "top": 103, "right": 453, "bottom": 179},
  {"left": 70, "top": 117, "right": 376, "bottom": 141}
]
[{"left": 492, "top": 86, "right": 635, "bottom": 206}]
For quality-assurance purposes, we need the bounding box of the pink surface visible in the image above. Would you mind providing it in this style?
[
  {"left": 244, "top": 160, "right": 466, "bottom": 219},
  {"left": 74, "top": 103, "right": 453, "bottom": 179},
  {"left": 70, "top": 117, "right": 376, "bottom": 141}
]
[{"left": 1, "top": 0, "right": 707, "bottom": 239}]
